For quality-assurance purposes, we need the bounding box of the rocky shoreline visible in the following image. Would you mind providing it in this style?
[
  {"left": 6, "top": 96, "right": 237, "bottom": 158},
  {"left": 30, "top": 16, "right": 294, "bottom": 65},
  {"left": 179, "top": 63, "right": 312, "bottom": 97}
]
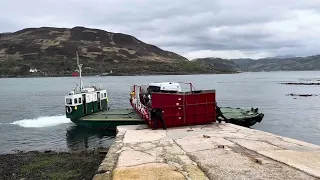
[
  {"left": 0, "top": 71, "right": 240, "bottom": 78},
  {"left": 281, "top": 82, "right": 320, "bottom": 85},
  {"left": 0, "top": 148, "right": 108, "bottom": 180}
]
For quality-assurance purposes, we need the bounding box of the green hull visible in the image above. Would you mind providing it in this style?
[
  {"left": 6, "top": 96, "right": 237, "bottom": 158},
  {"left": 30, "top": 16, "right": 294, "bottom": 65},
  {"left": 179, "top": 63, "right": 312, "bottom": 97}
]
[
  {"left": 70, "top": 108, "right": 145, "bottom": 130},
  {"left": 220, "top": 107, "right": 264, "bottom": 127}
]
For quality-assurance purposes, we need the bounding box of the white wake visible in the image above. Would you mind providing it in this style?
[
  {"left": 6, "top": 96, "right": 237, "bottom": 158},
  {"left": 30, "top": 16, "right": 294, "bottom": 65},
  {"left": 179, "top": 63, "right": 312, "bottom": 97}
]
[{"left": 10, "top": 115, "right": 71, "bottom": 128}]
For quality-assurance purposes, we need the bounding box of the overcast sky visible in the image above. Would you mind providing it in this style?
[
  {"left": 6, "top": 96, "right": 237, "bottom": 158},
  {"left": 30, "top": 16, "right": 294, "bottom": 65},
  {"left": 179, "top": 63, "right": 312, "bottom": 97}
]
[{"left": 1, "top": 0, "right": 320, "bottom": 59}]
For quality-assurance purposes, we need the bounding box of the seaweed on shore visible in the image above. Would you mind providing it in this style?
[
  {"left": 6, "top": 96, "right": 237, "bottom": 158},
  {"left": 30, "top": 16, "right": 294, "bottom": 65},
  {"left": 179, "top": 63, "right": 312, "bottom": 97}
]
[
  {"left": 0, "top": 148, "right": 108, "bottom": 180},
  {"left": 281, "top": 82, "right": 320, "bottom": 85},
  {"left": 286, "top": 93, "right": 318, "bottom": 97}
]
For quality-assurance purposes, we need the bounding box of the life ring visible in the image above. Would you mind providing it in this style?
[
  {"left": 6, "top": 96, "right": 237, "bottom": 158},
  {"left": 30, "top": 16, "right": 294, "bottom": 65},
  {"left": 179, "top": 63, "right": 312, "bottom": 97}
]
[{"left": 66, "top": 106, "right": 72, "bottom": 114}]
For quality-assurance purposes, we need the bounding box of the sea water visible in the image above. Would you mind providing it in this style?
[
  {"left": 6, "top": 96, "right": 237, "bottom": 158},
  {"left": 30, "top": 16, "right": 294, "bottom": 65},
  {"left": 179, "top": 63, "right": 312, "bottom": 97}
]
[{"left": 0, "top": 71, "right": 320, "bottom": 154}]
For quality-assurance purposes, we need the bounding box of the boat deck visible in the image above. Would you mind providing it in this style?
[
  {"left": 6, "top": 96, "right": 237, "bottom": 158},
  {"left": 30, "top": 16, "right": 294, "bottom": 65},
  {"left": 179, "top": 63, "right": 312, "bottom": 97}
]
[
  {"left": 80, "top": 108, "right": 143, "bottom": 122},
  {"left": 220, "top": 107, "right": 259, "bottom": 119}
]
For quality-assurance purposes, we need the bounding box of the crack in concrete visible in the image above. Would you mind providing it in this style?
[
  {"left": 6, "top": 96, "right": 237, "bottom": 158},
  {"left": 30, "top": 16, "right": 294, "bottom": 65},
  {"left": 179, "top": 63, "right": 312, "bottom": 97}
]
[
  {"left": 172, "top": 139, "right": 210, "bottom": 180},
  {"left": 126, "top": 143, "right": 157, "bottom": 152},
  {"left": 200, "top": 124, "right": 219, "bottom": 129},
  {"left": 226, "top": 137, "right": 287, "bottom": 154},
  {"left": 224, "top": 137, "right": 320, "bottom": 179},
  {"left": 279, "top": 137, "right": 310, "bottom": 148},
  {"left": 259, "top": 140, "right": 287, "bottom": 150},
  {"left": 152, "top": 141, "right": 192, "bottom": 179},
  {"left": 238, "top": 128, "right": 309, "bottom": 148},
  {"left": 241, "top": 132, "right": 314, "bottom": 150},
  {"left": 120, "top": 139, "right": 193, "bottom": 179}
]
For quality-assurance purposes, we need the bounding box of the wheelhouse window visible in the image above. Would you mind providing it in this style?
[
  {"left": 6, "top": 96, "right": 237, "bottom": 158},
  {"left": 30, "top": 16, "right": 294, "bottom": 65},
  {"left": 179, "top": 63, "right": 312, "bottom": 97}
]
[
  {"left": 66, "top": 98, "right": 72, "bottom": 105},
  {"left": 74, "top": 98, "right": 77, "bottom": 104},
  {"left": 148, "top": 86, "right": 161, "bottom": 92},
  {"left": 78, "top": 98, "right": 81, "bottom": 103},
  {"left": 104, "top": 93, "right": 107, "bottom": 98}
]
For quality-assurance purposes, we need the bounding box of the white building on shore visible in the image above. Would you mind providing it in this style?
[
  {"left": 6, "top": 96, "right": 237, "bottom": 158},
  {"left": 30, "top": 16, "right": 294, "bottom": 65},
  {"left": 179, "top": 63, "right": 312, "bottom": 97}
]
[{"left": 29, "top": 68, "right": 38, "bottom": 73}]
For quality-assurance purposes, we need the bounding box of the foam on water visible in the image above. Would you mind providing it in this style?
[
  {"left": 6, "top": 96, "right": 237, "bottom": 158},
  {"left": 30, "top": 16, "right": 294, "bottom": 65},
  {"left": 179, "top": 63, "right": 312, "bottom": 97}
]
[{"left": 10, "top": 115, "right": 71, "bottom": 128}]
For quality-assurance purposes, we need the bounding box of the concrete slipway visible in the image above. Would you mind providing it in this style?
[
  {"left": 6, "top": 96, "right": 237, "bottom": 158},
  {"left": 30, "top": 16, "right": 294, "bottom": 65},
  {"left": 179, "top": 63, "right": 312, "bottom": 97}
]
[{"left": 93, "top": 123, "right": 320, "bottom": 180}]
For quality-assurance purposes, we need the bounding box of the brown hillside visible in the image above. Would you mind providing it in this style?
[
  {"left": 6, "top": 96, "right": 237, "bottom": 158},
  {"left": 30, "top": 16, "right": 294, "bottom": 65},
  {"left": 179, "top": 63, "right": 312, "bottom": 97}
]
[
  {"left": 0, "top": 27, "right": 237, "bottom": 76},
  {"left": 0, "top": 26, "right": 187, "bottom": 62}
]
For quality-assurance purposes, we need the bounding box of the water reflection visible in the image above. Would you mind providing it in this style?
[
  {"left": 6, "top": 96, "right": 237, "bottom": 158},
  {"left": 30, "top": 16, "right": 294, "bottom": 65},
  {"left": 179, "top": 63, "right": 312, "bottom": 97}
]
[{"left": 65, "top": 125, "right": 116, "bottom": 151}]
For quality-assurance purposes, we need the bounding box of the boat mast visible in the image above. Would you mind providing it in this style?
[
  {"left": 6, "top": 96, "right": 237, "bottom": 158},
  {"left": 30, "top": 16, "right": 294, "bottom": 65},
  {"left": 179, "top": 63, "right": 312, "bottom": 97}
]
[{"left": 76, "top": 51, "right": 83, "bottom": 91}]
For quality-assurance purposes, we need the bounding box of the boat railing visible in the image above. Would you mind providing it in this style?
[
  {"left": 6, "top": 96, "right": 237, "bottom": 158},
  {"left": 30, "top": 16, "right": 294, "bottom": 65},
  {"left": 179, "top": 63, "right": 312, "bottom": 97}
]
[
  {"left": 176, "top": 82, "right": 196, "bottom": 92},
  {"left": 131, "top": 85, "right": 149, "bottom": 112}
]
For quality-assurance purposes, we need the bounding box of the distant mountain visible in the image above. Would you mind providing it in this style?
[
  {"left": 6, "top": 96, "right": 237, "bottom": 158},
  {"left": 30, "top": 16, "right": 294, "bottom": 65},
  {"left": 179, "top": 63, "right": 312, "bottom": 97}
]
[
  {"left": 263, "top": 55, "right": 297, "bottom": 59},
  {"left": 192, "top": 57, "right": 241, "bottom": 73},
  {"left": 232, "top": 55, "right": 320, "bottom": 71},
  {"left": 0, "top": 27, "right": 238, "bottom": 77},
  {"left": 229, "top": 58, "right": 253, "bottom": 70}
]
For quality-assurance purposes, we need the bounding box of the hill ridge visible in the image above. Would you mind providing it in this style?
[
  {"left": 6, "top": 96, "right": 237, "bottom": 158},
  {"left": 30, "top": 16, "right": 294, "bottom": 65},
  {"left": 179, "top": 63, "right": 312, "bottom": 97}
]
[{"left": 0, "top": 26, "right": 238, "bottom": 76}]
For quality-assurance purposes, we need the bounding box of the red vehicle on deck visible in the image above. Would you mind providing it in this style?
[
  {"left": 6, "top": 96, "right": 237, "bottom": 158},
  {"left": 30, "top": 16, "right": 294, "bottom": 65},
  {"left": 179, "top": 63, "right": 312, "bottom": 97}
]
[
  {"left": 129, "top": 82, "right": 216, "bottom": 129},
  {"left": 71, "top": 71, "right": 79, "bottom": 77}
]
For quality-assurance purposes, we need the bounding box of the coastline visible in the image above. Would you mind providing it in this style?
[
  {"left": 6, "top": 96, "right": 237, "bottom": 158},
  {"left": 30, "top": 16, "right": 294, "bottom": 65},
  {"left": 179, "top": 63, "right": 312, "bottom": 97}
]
[
  {"left": 2, "top": 70, "right": 320, "bottom": 79},
  {"left": 0, "top": 71, "right": 241, "bottom": 78}
]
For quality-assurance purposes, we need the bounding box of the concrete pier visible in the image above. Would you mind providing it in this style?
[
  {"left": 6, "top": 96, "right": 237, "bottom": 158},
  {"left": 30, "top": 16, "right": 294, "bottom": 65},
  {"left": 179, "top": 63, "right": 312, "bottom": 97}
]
[{"left": 93, "top": 123, "right": 320, "bottom": 180}]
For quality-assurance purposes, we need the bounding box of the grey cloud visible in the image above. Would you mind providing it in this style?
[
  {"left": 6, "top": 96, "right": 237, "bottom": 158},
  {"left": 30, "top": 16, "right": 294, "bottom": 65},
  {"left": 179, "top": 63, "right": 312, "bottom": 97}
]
[
  {"left": 148, "top": 33, "right": 301, "bottom": 52},
  {"left": 1, "top": 0, "right": 320, "bottom": 59}
]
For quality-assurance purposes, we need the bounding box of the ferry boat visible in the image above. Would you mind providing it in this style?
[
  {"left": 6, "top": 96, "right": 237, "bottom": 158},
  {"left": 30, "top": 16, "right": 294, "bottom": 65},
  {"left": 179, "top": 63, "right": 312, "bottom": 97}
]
[
  {"left": 64, "top": 52, "right": 144, "bottom": 130},
  {"left": 130, "top": 82, "right": 217, "bottom": 129},
  {"left": 129, "top": 82, "right": 264, "bottom": 129}
]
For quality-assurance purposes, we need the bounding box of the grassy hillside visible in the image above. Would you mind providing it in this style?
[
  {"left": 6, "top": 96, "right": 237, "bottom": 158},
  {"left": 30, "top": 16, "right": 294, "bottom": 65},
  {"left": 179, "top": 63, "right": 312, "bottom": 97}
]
[
  {"left": 193, "top": 57, "right": 242, "bottom": 73},
  {"left": 232, "top": 55, "right": 320, "bottom": 71},
  {"left": 0, "top": 27, "right": 238, "bottom": 77}
]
